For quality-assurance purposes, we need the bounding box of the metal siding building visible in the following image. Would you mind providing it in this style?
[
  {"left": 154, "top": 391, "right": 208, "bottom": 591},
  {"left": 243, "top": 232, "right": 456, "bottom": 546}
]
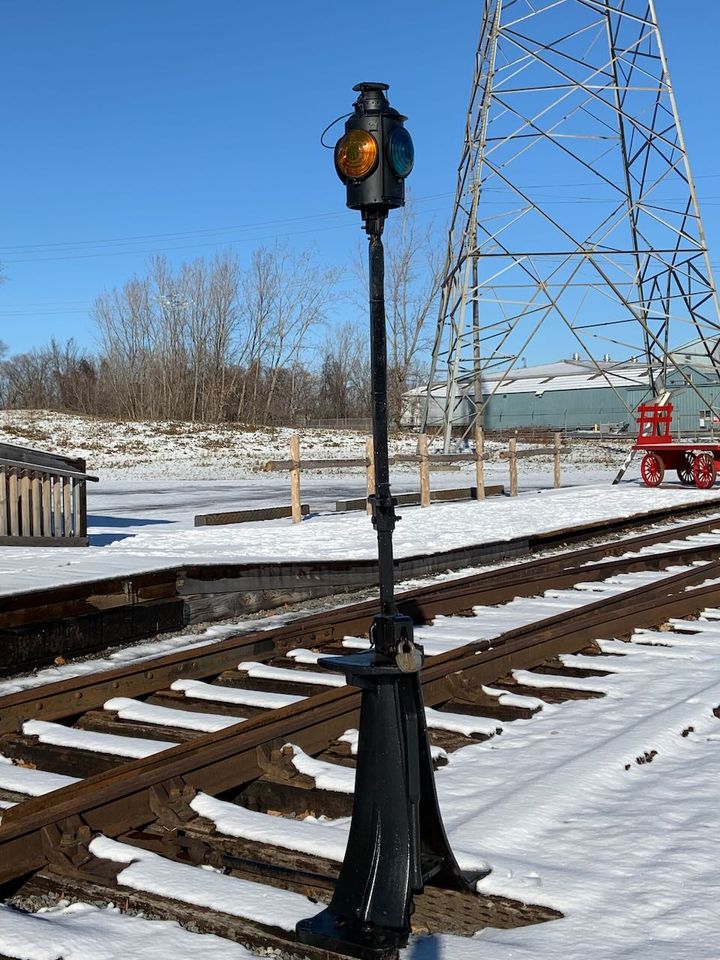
[
  {"left": 405, "top": 350, "right": 720, "bottom": 435},
  {"left": 483, "top": 383, "right": 630, "bottom": 432}
]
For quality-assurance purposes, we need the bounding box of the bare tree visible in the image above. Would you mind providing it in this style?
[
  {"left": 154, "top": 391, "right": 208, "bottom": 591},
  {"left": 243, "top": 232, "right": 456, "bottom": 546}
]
[
  {"left": 317, "top": 322, "right": 370, "bottom": 420},
  {"left": 94, "top": 275, "right": 154, "bottom": 418},
  {"left": 3, "top": 245, "right": 350, "bottom": 426},
  {"left": 0, "top": 338, "right": 96, "bottom": 412},
  {"left": 93, "top": 253, "right": 243, "bottom": 422},
  {"left": 236, "top": 245, "right": 339, "bottom": 425},
  {"left": 203, "top": 254, "right": 241, "bottom": 422},
  {"left": 47, "top": 338, "right": 98, "bottom": 412}
]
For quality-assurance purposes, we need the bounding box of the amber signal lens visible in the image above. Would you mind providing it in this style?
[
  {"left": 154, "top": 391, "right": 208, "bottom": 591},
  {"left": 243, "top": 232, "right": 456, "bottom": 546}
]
[{"left": 335, "top": 129, "right": 379, "bottom": 181}]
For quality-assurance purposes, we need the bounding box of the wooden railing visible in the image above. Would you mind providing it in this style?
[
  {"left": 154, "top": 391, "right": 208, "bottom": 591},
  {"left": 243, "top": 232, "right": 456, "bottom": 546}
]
[
  {"left": 264, "top": 428, "right": 491, "bottom": 523},
  {"left": 499, "top": 433, "right": 568, "bottom": 496},
  {"left": 264, "top": 429, "right": 571, "bottom": 521},
  {"left": 0, "top": 442, "right": 99, "bottom": 547}
]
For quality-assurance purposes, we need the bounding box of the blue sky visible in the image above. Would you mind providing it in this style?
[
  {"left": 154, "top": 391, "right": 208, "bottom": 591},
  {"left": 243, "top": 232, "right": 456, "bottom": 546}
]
[{"left": 1, "top": 1, "right": 718, "bottom": 356}]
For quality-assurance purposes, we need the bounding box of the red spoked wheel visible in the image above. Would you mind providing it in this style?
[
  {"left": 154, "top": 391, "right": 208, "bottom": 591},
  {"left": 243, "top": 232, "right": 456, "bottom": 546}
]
[
  {"left": 640, "top": 452, "right": 665, "bottom": 487},
  {"left": 693, "top": 453, "right": 717, "bottom": 490},
  {"left": 677, "top": 452, "right": 696, "bottom": 486}
]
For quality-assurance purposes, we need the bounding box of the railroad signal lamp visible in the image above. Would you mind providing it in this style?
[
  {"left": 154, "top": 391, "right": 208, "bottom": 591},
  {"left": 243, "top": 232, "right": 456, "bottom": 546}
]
[
  {"left": 334, "top": 82, "right": 414, "bottom": 212},
  {"left": 297, "top": 81, "right": 471, "bottom": 960}
]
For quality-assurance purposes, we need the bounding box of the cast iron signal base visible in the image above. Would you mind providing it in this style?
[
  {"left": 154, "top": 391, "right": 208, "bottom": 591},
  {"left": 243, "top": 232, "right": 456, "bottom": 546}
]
[{"left": 296, "top": 630, "right": 482, "bottom": 959}]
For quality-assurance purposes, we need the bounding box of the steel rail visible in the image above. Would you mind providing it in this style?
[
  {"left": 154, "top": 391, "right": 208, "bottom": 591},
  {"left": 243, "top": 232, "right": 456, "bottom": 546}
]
[
  {"left": 2, "top": 558, "right": 720, "bottom": 887},
  {"left": 2, "top": 513, "right": 720, "bottom": 735}
]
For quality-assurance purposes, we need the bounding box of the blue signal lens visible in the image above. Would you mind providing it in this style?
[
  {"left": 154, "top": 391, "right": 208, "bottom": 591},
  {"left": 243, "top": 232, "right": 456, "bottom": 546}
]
[{"left": 387, "top": 126, "right": 414, "bottom": 178}]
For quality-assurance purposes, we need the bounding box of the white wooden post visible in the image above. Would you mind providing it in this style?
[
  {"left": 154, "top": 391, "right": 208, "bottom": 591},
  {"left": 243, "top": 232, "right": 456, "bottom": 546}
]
[
  {"left": 9, "top": 469, "right": 19, "bottom": 536},
  {"left": 418, "top": 434, "right": 431, "bottom": 508},
  {"left": 0, "top": 465, "right": 7, "bottom": 536},
  {"left": 53, "top": 477, "right": 63, "bottom": 536},
  {"left": 554, "top": 432, "right": 562, "bottom": 489},
  {"left": 20, "top": 472, "right": 31, "bottom": 536},
  {"left": 474, "top": 425, "right": 485, "bottom": 501},
  {"left": 31, "top": 473, "right": 41, "bottom": 537},
  {"left": 42, "top": 475, "right": 52, "bottom": 536},
  {"left": 509, "top": 437, "right": 518, "bottom": 497},
  {"left": 63, "top": 478, "right": 73, "bottom": 536},
  {"left": 289, "top": 434, "right": 302, "bottom": 524}
]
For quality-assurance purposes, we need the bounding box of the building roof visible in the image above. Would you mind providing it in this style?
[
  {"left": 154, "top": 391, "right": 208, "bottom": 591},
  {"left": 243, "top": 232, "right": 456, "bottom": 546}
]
[
  {"left": 409, "top": 340, "right": 720, "bottom": 400},
  {"left": 406, "top": 358, "right": 651, "bottom": 398}
]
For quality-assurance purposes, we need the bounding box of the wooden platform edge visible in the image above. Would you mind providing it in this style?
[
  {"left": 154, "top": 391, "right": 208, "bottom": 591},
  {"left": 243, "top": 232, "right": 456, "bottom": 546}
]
[
  {"left": 335, "top": 484, "right": 505, "bottom": 512},
  {"left": 194, "top": 503, "right": 310, "bottom": 526},
  {"left": 0, "top": 535, "right": 89, "bottom": 548}
]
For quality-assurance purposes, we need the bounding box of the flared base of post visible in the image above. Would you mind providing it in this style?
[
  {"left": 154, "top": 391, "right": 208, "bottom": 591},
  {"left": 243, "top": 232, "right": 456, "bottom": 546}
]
[
  {"left": 296, "top": 643, "right": 484, "bottom": 958},
  {"left": 296, "top": 907, "right": 405, "bottom": 960}
]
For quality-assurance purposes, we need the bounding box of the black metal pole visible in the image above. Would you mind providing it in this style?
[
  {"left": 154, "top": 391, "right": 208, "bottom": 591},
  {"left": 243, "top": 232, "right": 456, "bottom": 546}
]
[
  {"left": 297, "top": 85, "right": 478, "bottom": 959},
  {"left": 296, "top": 208, "right": 477, "bottom": 959},
  {"left": 365, "top": 211, "right": 397, "bottom": 629}
]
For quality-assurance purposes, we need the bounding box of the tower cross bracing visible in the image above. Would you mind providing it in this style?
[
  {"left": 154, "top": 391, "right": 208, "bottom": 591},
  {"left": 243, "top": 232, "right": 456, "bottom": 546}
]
[{"left": 425, "top": 0, "right": 720, "bottom": 448}]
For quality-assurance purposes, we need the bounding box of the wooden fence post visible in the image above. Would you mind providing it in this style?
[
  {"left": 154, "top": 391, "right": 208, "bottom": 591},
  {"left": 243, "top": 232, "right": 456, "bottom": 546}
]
[
  {"left": 8, "top": 469, "right": 19, "bottom": 536},
  {"left": 509, "top": 437, "right": 518, "bottom": 496},
  {"left": 289, "top": 434, "right": 302, "bottom": 524},
  {"left": 366, "top": 436, "right": 375, "bottom": 516},
  {"left": 474, "top": 425, "right": 485, "bottom": 501},
  {"left": 554, "top": 432, "right": 562, "bottom": 489},
  {"left": 20, "top": 471, "right": 31, "bottom": 536},
  {"left": 0, "top": 465, "right": 6, "bottom": 536},
  {"left": 31, "top": 473, "right": 41, "bottom": 537},
  {"left": 63, "top": 478, "right": 73, "bottom": 536},
  {"left": 418, "top": 434, "right": 431, "bottom": 508},
  {"left": 53, "top": 477, "right": 62, "bottom": 536},
  {"left": 42, "top": 476, "right": 52, "bottom": 537}
]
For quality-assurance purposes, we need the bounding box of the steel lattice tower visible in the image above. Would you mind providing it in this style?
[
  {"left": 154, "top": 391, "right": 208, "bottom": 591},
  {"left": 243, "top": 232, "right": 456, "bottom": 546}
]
[{"left": 424, "top": 0, "right": 720, "bottom": 449}]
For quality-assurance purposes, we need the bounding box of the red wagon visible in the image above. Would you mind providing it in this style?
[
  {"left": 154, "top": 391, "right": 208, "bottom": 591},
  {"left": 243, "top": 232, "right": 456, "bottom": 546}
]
[{"left": 634, "top": 403, "right": 719, "bottom": 489}]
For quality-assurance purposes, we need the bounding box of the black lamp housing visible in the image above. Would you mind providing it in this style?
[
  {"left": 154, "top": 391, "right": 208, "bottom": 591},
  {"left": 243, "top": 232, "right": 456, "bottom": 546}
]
[{"left": 335, "top": 82, "right": 413, "bottom": 212}]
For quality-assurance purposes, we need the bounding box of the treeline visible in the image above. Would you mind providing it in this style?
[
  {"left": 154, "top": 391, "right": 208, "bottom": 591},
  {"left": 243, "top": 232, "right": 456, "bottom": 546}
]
[{"left": 0, "top": 212, "right": 439, "bottom": 427}]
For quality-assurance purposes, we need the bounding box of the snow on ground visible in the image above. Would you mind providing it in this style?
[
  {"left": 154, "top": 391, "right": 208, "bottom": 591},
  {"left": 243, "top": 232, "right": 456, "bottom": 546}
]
[
  {"left": 2, "top": 408, "right": 694, "bottom": 599},
  {"left": 5, "top": 608, "right": 714, "bottom": 959},
  {"left": 21, "top": 720, "right": 177, "bottom": 758},
  {"left": 1, "top": 571, "right": 720, "bottom": 955},
  {"left": 170, "top": 678, "right": 300, "bottom": 709},
  {"left": 102, "top": 697, "right": 240, "bottom": 732},
  {"left": 3, "top": 477, "right": 720, "bottom": 598},
  {"left": 0, "top": 901, "right": 257, "bottom": 960},
  {"left": 8, "top": 514, "right": 709, "bottom": 701},
  {"left": 87, "top": 834, "right": 313, "bottom": 931},
  {"left": 0, "top": 755, "right": 78, "bottom": 797},
  {"left": 426, "top": 616, "right": 720, "bottom": 960},
  {"left": 2, "top": 410, "right": 720, "bottom": 956},
  {"left": 184, "top": 615, "right": 720, "bottom": 960},
  {"left": 0, "top": 409, "right": 624, "bottom": 481}
]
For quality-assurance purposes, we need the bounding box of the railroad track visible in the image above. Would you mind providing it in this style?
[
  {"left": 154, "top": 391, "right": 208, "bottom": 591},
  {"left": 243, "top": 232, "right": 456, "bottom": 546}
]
[{"left": 3, "top": 510, "right": 720, "bottom": 957}]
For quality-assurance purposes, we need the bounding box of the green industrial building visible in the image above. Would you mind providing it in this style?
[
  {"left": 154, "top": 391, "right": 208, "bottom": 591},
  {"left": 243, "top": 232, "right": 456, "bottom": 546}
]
[{"left": 405, "top": 341, "right": 720, "bottom": 436}]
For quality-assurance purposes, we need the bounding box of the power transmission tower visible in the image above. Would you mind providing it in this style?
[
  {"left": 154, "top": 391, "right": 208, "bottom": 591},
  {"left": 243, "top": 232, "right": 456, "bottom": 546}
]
[{"left": 424, "top": 0, "right": 720, "bottom": 450}]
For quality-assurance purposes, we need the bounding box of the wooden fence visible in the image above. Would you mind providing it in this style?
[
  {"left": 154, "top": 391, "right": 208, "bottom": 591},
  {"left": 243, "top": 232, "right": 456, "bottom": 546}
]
[
  {"left": 264, "top": 427, "right": 489, "bottom": 523},
  {"left": 500, "top": 433, "right": 568, "bottom": 496},
  {"left": 264, "top": 429, "right": 571, "bottom": 522},
  {"left": 0, "top": 442, "right": 99, "bottom": 547}
]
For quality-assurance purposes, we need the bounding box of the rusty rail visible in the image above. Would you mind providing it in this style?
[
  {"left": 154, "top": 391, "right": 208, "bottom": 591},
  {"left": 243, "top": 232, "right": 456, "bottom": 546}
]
[
  {"left": 2, "top": 513, "right": 720, "bottom": 734},
  {"left": 3, "top": 513, "right": 720, "bottom": 734},
  {"left": 2, "top": 544, "right": 720, "bottom": 886}
]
